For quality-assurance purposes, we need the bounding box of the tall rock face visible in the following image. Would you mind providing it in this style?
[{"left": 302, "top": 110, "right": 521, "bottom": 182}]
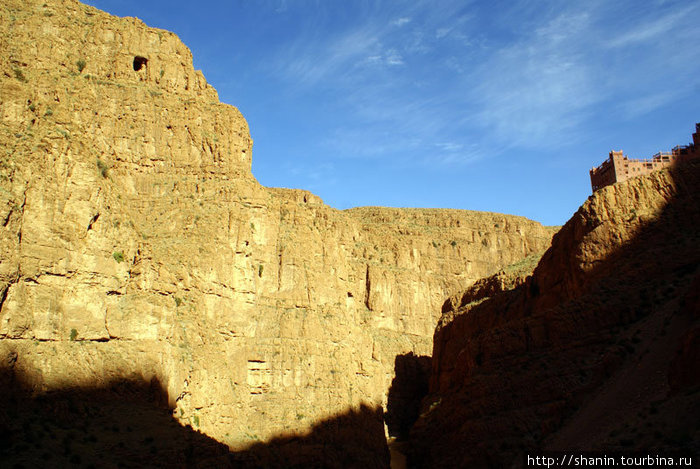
[
  {"left": 410, "top": 160, "right": 700, "bottom": 468},
  {"left": 0, "top": 0, "right": 554, "bottom": 465}
]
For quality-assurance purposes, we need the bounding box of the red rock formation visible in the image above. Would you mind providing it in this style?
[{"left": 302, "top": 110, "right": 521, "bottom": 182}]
[{"left": 410, "top": 159, "right": 700, "bottom": 467}]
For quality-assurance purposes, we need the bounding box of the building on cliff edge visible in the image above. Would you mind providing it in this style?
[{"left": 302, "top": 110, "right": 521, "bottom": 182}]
[{"left": 590, "top": 123, "right": 700, "bottom": 192}]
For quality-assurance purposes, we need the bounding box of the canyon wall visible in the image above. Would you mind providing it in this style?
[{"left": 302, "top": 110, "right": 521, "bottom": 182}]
[
  {"left": 410, "top": 160, "right": 700, "bottom": 467},
  {"left": 0, "top": 0, "right": 555, "bottom": 465}
]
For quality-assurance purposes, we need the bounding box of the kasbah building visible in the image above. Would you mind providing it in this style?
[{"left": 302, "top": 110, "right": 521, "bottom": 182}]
[{"left": 590, "top": 123, "right": 700, "bottom": 192}]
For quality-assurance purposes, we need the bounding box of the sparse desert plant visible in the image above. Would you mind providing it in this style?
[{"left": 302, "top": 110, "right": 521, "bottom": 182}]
[
  {"left": 76, "top": 59, "right": 86, "bottom": 73},
  {"left": 258, "top": 264, "right": 264, "bottom": 277},
  {"left": 112, "top": 251, "right": 124, "bottom": 263},
  {"left": 96, "top": 158, "right": 109, "bottom": 177},
  {"left": 13, "top": 67, "right": 27, "bottom": 82},
  {"left": 70, "top": 328, "right": 78, "bottom": 341}
]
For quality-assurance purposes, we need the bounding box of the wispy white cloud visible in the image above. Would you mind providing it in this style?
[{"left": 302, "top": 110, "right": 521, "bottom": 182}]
[
  {"left": 433, "top": 11, "right": 473, "bottom": 42},
  {"left": 261, "top": 0, "right": 700, "bottom": 166},
  {"left": 274, "top": 0, "right": 288, "bottom": 13},
  {"left": 466, "top": 10, "right": 598, "bottom": 147},
  {"left": 607, "top": 6, "right": 696, "bottom": 48},
  {"left": 429, "top": 142, "right": 484, "bottom": 166},
  {"left": 435, "top": 27, "right": 451, "bottom": 39},
  {"left": 435, "top": 142, "right": 463, "bottom": 152},
  {"left": 269, "top": 0, "right": 475, "bottom": 84},
  {"left": 385, "top": 49, "right": 404, "bottom": 66},
  {"left": 277, "top": 27, "right": 381, "bottom": 86},
  {"left": 619, "top": 90, "right": 678, "bottom": 117},
  {"left": 461, "top": 1, "right": 700, "bottom": 149}
]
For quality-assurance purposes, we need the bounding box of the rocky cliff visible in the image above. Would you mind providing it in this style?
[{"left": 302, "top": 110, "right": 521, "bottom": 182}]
[
  {"left": 410, "top": 160, "right": 700, "bottom": 467},
  {"left": 0, "top": 0, "right": 555, "bottom": 466}
]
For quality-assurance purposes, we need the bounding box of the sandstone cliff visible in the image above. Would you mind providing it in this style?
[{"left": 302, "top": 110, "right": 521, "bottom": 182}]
[
  {"left": 0, "top": 0, "right": 555, "bottom": 466},
  {"left": 410, "top": 160, "right": 700, "bottom": 467}
]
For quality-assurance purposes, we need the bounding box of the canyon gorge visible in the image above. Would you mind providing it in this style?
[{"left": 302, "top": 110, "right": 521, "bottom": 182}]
[{"left": 1, "top": 0, "right": 698, "bottom": 467}]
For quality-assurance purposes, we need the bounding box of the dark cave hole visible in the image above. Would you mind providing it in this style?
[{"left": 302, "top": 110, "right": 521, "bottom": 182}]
[{"left": 133, "top": 56, "right": 148, "bottom": 71}]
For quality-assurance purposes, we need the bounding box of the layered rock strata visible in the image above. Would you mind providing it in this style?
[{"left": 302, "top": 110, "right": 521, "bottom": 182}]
[{"left": 0, "top": 0, "right": 555, "bottom": 465}]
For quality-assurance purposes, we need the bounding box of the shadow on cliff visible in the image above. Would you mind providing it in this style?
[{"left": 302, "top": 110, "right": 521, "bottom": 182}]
[
  {"left": 385, "top": 352, "right": 431, "bottom": 440},
  {"left": 0, "top": 364, "right": 231, "bottom": 468},
  {"left": 233, "top": 404, "right": 388, "bottom": 469},
  {"left": 0, "top": 364, "right": 389, "bottom": 468},
  {"left": 408, "top": 160, "right": 700, "bottom": 468}
]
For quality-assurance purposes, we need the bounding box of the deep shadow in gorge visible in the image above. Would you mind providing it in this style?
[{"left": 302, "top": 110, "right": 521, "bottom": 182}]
[
  {"left": 408, "top": 159, "right": 700, "bottom": 468},
  {"left": 385, "top": 353, "right": 430, "bottom": 441},
  {"left": 0, "top": 367, "right": 231, "bottom": 468},
  {"left": 235, "top": 403, "right": 387, "bottom": 468},
  {"left": 0, "top": 364, "right": 389, "bottom": 469}
]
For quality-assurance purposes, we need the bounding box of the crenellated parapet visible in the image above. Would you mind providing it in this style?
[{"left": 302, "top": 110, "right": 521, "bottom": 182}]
[{"left": 590, "top": 124, "right": 700, "bottom": 192}]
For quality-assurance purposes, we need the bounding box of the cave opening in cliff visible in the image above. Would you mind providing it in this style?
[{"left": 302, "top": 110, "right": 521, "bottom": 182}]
[{"left": 133, "top": 56, "right": 148, "bottom": 71}]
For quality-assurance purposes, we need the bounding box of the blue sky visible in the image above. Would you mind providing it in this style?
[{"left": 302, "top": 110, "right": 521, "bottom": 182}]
[{"left": 83, "top": 0, "right": 700, "bottom": 226}]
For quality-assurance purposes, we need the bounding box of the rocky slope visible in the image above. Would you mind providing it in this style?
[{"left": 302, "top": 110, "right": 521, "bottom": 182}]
[
  {"left": 410, "top": 160, "right": 700, "bottom": 467},
  {"left": 0, "top": 0, "right": 555, "bottom": 465}
]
